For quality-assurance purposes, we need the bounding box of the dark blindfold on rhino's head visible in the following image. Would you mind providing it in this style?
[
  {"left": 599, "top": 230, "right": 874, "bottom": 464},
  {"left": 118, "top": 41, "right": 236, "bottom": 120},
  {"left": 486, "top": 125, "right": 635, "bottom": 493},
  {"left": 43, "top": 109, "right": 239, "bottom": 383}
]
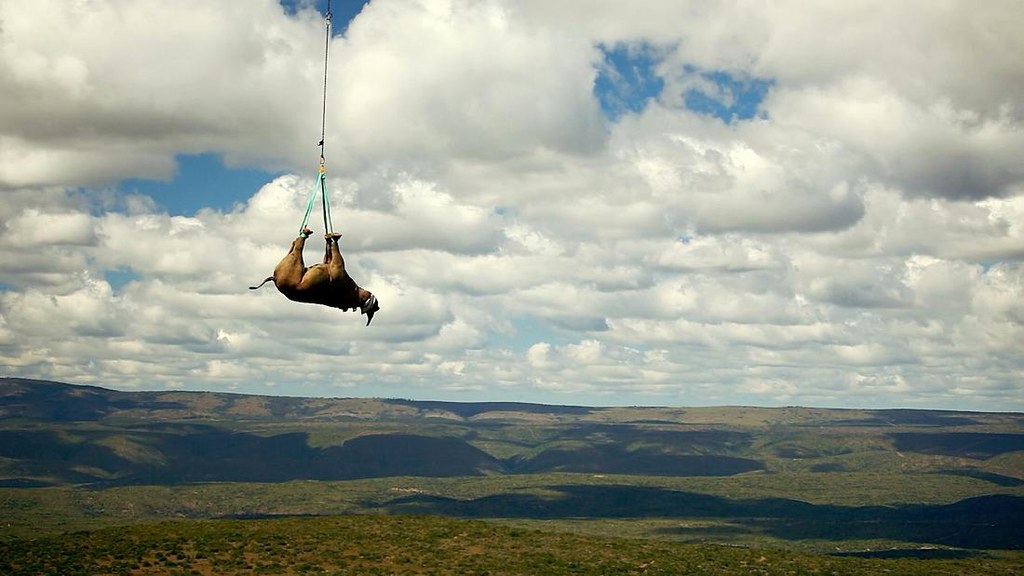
[{"left": 361, "top": 294, "right": 380, "bottom": 326}]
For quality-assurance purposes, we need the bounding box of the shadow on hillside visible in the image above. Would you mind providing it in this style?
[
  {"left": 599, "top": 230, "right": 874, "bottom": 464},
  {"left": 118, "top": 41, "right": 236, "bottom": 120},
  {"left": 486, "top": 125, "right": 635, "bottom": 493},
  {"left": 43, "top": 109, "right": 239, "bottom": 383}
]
[
  {"left": 832, "top": 409, "right": 983, "bottom": 428},
  {"left": 384, "top": 485, "right": 1024, "bottom": 551},
  {"left": 890, "top": 432, "right": 1024, "bottom": 459},
  {"left": 0, "top": 424, "right": 766, "bottom": 486},
  {"left": 0, "top": 427, "right": 503, "bottom": 485}
]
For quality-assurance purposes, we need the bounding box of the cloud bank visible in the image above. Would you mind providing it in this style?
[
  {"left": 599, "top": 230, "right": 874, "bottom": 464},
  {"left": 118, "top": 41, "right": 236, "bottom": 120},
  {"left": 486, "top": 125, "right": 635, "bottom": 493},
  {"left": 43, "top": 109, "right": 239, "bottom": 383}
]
[{"left": 1, "top": 0, "right": 1023, "bottom": 410}]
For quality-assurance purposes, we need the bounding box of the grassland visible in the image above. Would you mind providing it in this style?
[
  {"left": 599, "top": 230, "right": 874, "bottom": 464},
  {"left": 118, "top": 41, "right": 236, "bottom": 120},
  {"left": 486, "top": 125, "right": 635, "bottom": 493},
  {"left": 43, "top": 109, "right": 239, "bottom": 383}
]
[
  {"left": 3, "top": 471, "right": 1023, "bottom": 554},
  {"left": 3, "top": 515, "right": 1023, "bottom": 576}
]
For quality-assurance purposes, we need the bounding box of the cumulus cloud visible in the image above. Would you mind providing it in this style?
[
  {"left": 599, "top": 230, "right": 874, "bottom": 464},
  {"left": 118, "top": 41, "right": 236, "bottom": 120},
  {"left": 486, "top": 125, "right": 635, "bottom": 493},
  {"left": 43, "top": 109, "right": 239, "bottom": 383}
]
[
  {"left": 768, "top": 78, "right": 1024, "bottom": 200},
  {"left": 0, "top": 0, "right": 323, "bottom": 188},
  {"left": 331, "top": 0, "right": 606, "bottom": 167},
  {"left": 1, "top": 0, "right": 1022, "bottom": 411}
]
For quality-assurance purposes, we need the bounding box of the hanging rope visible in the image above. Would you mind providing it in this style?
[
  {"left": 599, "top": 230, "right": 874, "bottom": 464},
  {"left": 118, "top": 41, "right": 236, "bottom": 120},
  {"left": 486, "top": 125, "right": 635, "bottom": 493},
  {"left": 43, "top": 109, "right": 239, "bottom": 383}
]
[
  {"left": 301, "top": 0, "right": 334, "bottom": 237},
  {"left": 318, "top": 0, "right": 332, "bottom": 165}
]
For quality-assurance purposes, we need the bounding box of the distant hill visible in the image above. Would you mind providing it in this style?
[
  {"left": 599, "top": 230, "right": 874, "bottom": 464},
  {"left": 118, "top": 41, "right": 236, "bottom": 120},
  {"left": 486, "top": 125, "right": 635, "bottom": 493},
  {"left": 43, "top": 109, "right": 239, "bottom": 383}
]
[
  {"left": 2, "top": 378, "right": 1023, "bottom": 488},
  {"left": 0, "top": 378, "right": 598, "bottom": 422}
]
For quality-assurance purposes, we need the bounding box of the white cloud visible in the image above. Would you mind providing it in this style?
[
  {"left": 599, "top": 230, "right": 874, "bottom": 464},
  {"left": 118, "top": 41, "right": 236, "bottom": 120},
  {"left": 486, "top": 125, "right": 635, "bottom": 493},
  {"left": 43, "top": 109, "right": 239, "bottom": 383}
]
[
  {"left": 768, "top": 77, "right": 1024, "bottom": 200},
  {"left": 0, "top": 0, "right": 323, "bottom": 188},
  {"left": 610, "top": 109, "right": 867, "bottom": 234},
  {"left": 332, "top": 0, "right": 606, "bottom": 167}
]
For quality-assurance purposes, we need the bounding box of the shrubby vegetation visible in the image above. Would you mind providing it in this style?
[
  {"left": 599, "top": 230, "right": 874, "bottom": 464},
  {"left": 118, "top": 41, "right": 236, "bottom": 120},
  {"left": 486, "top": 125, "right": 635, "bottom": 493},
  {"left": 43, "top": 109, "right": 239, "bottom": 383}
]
[{"left": 3, "top": 515, "right": 1023, "bottom": 576}]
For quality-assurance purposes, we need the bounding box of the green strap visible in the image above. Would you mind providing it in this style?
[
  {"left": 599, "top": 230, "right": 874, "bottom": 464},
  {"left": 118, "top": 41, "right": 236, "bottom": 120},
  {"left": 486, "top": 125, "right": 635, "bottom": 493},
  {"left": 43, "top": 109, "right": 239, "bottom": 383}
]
[
  {"left": 298, "top": 170, "right": 334, "bottom": 236},
  {"left": 298, "top": 176, "right": 319, "bottom": 235},
  {"left": 320, "top": 171, "right": 333, "bottom": 235}
]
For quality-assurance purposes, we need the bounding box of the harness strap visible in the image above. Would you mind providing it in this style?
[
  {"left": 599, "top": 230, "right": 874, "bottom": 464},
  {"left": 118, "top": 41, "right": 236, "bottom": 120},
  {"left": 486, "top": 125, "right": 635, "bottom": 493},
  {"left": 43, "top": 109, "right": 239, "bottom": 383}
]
[
  {"left": 319, "top": 163, "right": 333, "bottom": 235},
  {"left": 298, "top": 164, "right": 333, "bottom": 236}
]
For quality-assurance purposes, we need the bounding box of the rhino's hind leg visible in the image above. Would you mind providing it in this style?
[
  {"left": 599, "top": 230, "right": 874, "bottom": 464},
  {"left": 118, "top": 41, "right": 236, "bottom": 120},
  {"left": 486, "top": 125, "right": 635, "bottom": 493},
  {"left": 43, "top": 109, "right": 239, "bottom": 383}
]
[
  {"left": 272, "top": 229, "right": 313, "bottom": 292},
  {"left": 324, "top": 233, "right": 345, "bottom": 280}
]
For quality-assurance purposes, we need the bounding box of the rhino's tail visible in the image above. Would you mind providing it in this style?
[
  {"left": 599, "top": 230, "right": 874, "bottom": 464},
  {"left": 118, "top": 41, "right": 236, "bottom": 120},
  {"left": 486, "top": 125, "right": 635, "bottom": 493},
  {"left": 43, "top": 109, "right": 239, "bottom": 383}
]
[{"left": 249, "top": 276, "right": 274, "bottom": 290}]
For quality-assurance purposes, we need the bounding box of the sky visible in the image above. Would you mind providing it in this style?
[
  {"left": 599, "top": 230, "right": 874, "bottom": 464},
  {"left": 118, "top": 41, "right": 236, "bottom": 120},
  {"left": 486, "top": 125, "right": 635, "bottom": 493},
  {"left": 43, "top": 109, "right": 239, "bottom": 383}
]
[{"left": 2, "top": 0, "right": 1023, "bottom": 411}]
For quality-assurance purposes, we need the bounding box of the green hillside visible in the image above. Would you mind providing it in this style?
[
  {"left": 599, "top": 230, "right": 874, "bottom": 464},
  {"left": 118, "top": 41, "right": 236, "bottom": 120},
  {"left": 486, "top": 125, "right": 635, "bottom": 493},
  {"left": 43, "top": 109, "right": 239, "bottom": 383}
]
[{"left": 3, "top": 515, "right": 1022, "bottom": 576}]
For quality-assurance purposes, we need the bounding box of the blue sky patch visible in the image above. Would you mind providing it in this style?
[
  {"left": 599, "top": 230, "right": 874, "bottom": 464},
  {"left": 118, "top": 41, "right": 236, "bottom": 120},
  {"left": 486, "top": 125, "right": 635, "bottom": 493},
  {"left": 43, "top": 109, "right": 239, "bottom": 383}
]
[
  {"left": 593, "top": 45, "right": 773, "bottom": 125},
  {"left": 120, "top": 153, "right": 278, "bottom": 216},
  {"left": 278, "top": 0, "right": 369, "bottom": 34},
  {"left": 594, "top": 43, "right": 666, "bottom": 121},
  {"left": 104, "top": 268, "right": 141, "bottom": 291},
  {"left": 682, "top": 66, "right": 773, "bottom": 123},
  {"left": 488, "top": 315, "right": 576, "bottom": 352}
]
